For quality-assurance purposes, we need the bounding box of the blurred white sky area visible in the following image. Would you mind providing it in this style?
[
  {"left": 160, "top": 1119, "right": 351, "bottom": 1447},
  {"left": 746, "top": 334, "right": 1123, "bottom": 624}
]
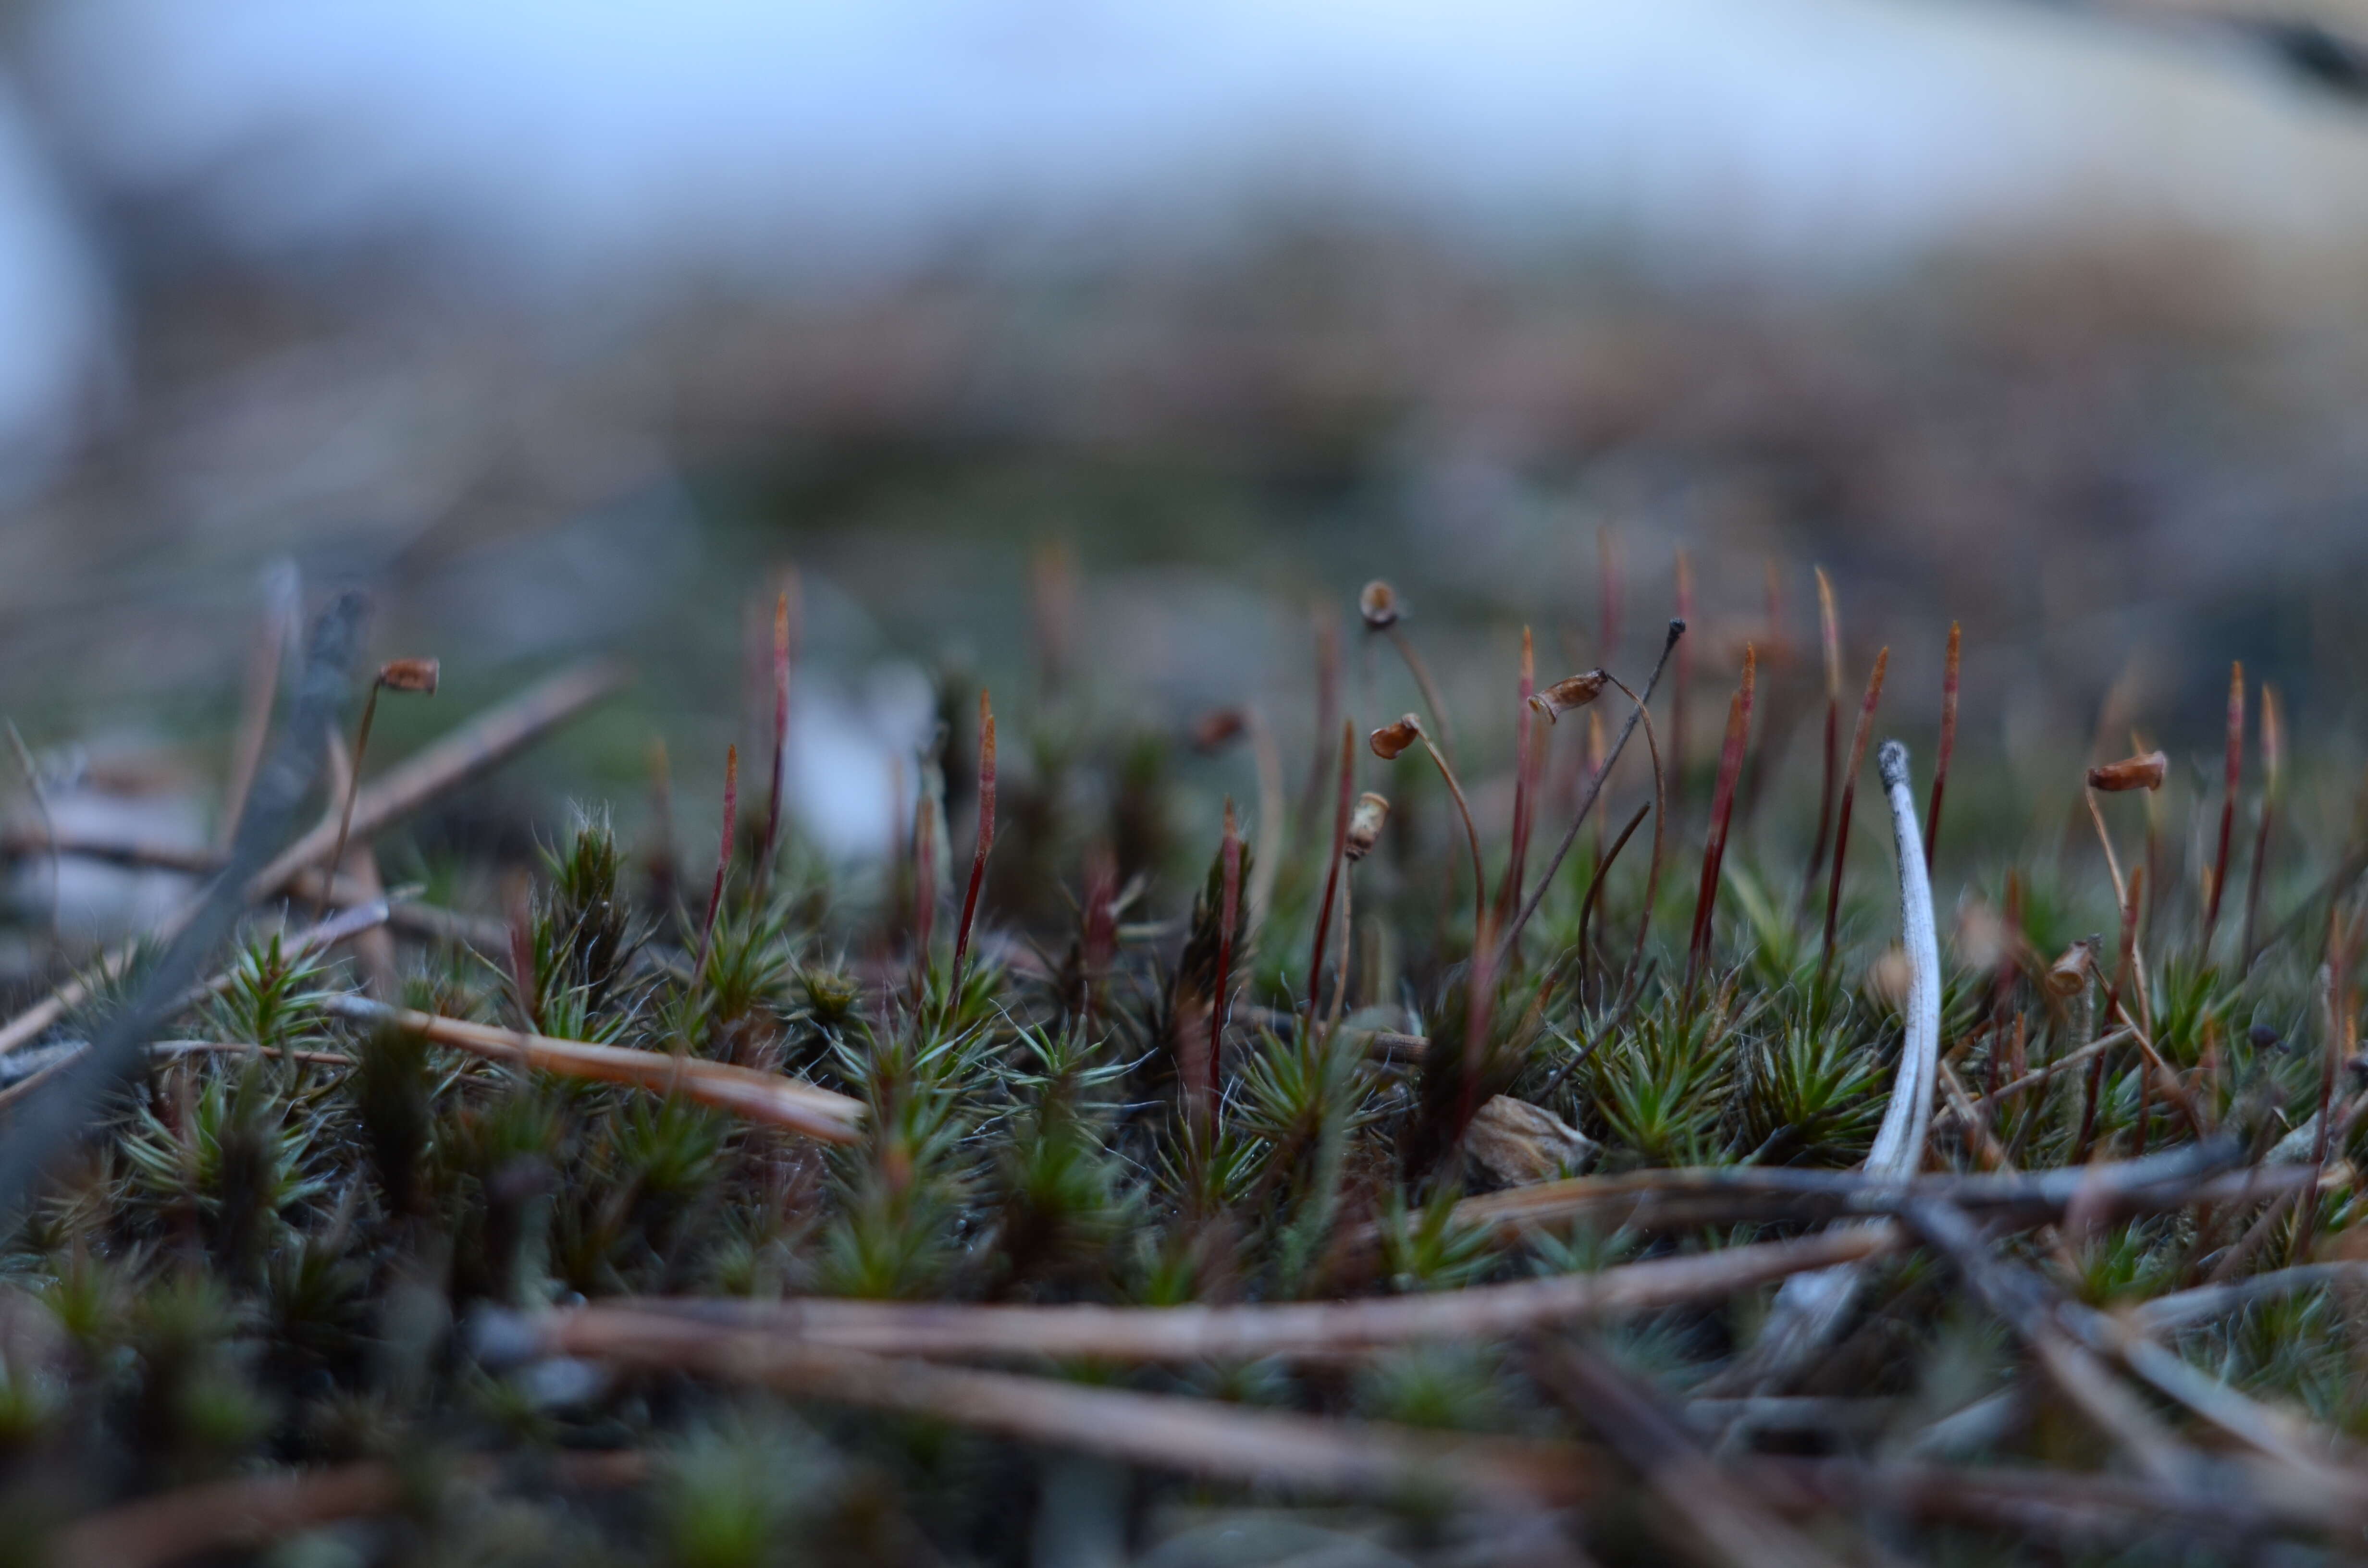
[{"left": 2, "top": 0, "right": 2368, "bottom": 465}]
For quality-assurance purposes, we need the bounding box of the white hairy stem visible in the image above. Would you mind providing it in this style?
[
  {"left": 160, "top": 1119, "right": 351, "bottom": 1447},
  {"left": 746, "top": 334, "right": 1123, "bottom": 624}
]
[{"left": 1723, "top": 740, "right": 1939, "bottom": 1392}]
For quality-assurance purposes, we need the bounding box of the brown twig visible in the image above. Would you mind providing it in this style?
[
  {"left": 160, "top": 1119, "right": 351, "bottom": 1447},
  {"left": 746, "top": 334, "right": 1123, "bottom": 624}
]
[
  {"left": 501, "top": 1315, "right": 1591, "bottom": 1506},
  {"left": 1529, "top": 1342, "right": 1850, "bottom": 1568},
  {"left": 320, "top": 994, "right": 862, "bottom": 1142},
  {"left": 528, "top": 1224, "right": 1900, "bottom": 1364},
  {"left": 53, "top": 1452, "right": 651, "bottom": 1568}
]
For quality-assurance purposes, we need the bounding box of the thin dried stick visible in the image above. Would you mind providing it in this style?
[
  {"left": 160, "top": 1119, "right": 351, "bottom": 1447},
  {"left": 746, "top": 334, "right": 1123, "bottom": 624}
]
[
  {"left": 54, "top": 1451, "right": 651, "bottom": 1568},
  {"left": 0, "top": 596, "right": 367, "bottom": 1226},
  {"left": 2134, "top": 1262, "right": 2368, "bottom": 1335},
  {"left": 1530, "top": 1343, "right": 1850, "bottom": 1568},
  {"left": 1906, "top": 1197, "right": 2199, "bottom": 1488},
  {"left": 503, "top": 1317, "right": 1591, "bottom": 1506},
  {"left": 0, "top": 901, "right": 394, "bottom": 1112},
  {"left": 1439, "top": 1140, "right": 2252, "bottom": 1242},
  {"left": 321, "top": 995, "right": 862, "bottom": 1142},
  {"left": 522, "top": 1224, "right": 1899, "bottom": 1364}
]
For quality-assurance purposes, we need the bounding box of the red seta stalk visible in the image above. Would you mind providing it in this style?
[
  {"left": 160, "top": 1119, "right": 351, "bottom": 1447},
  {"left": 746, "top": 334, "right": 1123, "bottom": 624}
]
[
  {"left": 1209, "top": 800, "right": 1244, "bottom": 1117},
  {"left": 697, "top": 744, "right": 738, "bottom": 972},
  {"left": 1801, "top": 568, "right": 1841, "bottom": 915},
  {"left": 1500, "top": 627, "right": 1537, "bottom": 929},
  {"left": 757, "top": 574, "right": 800, "bottom": 894},
  {"left": 2202, "top": 661, "right": 2244, "bottom": 953},
  {"left": 2242, "top": 685, "right": 2284, "bottom": 968},
  {"left": 1671, "top": 549, "right": 1693, "bottom": 803},
  {"left": 1306, "top": 719, "right": 1355, "bottom": 1015},
  {"left": 949, "top": 689, "right": 997, "bottom": 1000},
  {"left": 1924, "top": 621, "right": 1959, "bottom": 874},
  {"left": 1820, "top": 647, "right": 1890, "bottom": 980},
  {"left": 1685, "top": 644, "right": 1755, "bottom": 1002}
]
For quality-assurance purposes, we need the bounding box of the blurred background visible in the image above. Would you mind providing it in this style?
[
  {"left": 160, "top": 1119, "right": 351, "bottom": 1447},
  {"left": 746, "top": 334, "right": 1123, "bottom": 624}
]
[{"left": 7, "top": 0, "right": 2368, "bottom": 915}]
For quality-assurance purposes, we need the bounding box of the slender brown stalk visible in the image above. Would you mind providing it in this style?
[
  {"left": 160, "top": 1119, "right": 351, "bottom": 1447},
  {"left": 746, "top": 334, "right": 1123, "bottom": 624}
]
[
  {"left": 2242, "top": 684, "right": 2283, "bottom": 968},
  {"left": 1686, "top": 644, "right": 1756, "bottom": 1001},
  {"left": 1503, "top": 619, "right": 1686, "bottom": 967},
  {"left": 1384, "top": 625, "right": 1455, "bottom": 757},
  {"left": 1598, "top": 524, "right": 1622, "bottom": 663},
  {"left": 1923, "top": 621, "right": 1959, "bottom": 873},
  {"left": 1587, "top": 706, "right": 1608, "bottom": 869},
  {"left": 1672, "top": 549, "right": 1694, "bottom": 800},
  {"left": 1307, "top": 719, "right": 1355, "bottom": 1012},
  {"left": 756, "top": 574, "right": 799, "bottom": 894},
  {"left": 1209, "top": 799, "right": 1243, "bottom": 1114},
  {"left": 1244, "top": 704, "right": 1283, "bottom": 931},
  {"left": 2077, "top": 867, "right": 2144, "bottom": 1164},
  {"left": 1819, "top": 647, "right": 1889, "bottom": 980},
  {"left": 1801, "top": 566, "right": 1842, "bottom": 916},
  {"left": 644, "top": 737, "right": 677, "bottom": 912},
  {"left": 2199, "top": 662, "right": 2245, "bottom": 952},
  {"left": 249, "top": 659, "right": 625, "bottom": 904},
  {"left": 696, "top": 745, "right": 737, "bottom": 973},
  {"left": 1578, "top": 801, "right": 1651, "bottom": 996},
  {"left": 1372, "top": 716, "right": 1486, "bottom": 953},
  {"left": 551, "top": 1223, "right": 1900, "bottom": 1363},
  {"left": 949, "top": 689, "right": 997, "bottom": 1001},
  {"left": 1499, "top": 627, "right": 1537, "bottom": 927},
  {"left": 316, "top": 658, "right": 439, "bottom": 925},
  {"left": 1298, "top": 606, "right": 1341, "bottom": 830}
]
